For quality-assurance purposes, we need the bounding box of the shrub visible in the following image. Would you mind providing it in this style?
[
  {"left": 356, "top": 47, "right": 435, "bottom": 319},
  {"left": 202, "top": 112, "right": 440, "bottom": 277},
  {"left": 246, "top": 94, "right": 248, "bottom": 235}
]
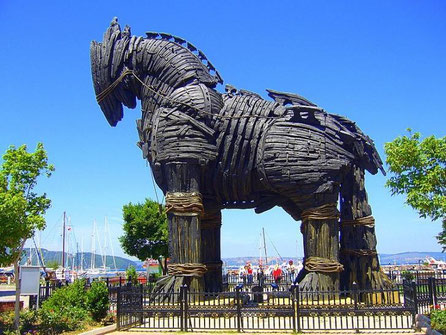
[
  {"left": 20, "top": 309, "right": 39, "bottom": 332},
  {"left": 39, "top": 279, "right": 90, "bottom": 334},
  {"left": 40, "top": 305, "right": 89, "bottom": 334},
  {"left": 431, "top": 309, "right": 446, "bottom": 334},
  {"left": 401, "top": 270, "right": 415, "bottom": 281},
  {"left": 126, "top": 265, "right": 138, "bottom": 285},
  {"left": 86, "top": 281, "right": 110, "bottom": 322},
  {"left": 0, "top": 311, "right": 14, "bottom": 333},
  {"left": 0, "top": 310, "right": 39, "bottom": 334}
]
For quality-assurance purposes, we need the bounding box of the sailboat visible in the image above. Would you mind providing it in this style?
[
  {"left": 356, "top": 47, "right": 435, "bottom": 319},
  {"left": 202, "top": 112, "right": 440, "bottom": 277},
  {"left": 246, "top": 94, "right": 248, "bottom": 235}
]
[{"left": 84, "top": 217, "right": 118, "bottom": 278}]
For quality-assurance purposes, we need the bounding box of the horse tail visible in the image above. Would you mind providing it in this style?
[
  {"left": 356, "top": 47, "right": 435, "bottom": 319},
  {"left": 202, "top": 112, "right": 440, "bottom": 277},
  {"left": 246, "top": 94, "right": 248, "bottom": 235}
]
[{"left": 332, "top": 114, "right": 385, "bottom": 176}]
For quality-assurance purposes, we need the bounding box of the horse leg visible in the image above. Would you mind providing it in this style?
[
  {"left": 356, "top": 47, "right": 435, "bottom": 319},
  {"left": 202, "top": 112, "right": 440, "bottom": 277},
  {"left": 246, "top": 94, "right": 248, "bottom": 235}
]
[
  {"left": 201, "top": 199, "right": 223, "bottom": 292},
  {"left": 295, "top": 193, "right": 343, "bottom": 291},
  {"left": 164, "top": 162, "right": 206, "bottom": 292},
  {"left": 340, "top": 166, "right": 392, "bottom": 290}
]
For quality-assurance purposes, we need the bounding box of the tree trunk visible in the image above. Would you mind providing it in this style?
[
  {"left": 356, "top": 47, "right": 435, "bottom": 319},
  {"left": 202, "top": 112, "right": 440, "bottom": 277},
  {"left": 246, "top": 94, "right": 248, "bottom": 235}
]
[
  {"left": 340, "top": 166, "right": 392, "bottom": 290},
  {"left": 165, "top": 162, "right": 205, "bottom": 292},
  {"left": 13, "top": 239, "right": 27, "bottom": 331},
  {"left": 201, "top": 201, "right": 222, "bottom": 292},
  {"left": 13, "top": 260, "right": 20, "bottom": 331}
]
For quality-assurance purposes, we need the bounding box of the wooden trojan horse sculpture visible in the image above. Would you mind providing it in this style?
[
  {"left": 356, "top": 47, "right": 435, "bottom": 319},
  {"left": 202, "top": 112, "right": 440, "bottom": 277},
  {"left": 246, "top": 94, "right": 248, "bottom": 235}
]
[{"left": 91, "top": 18, "right": 391, "bottom": 292}]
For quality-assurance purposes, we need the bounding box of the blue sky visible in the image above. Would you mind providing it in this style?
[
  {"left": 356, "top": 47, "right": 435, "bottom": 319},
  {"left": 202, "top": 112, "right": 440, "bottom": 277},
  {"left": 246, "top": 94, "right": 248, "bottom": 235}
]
[{"left": 0, "top": 1, "right": 445, "bottom": 261}]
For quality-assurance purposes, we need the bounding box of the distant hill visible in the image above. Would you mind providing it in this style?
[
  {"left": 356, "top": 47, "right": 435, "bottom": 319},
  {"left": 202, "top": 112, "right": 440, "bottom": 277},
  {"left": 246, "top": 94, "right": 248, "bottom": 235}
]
[
  {"left": 21, "top": 248, "right": 140, "bottom": 270},
  {"left": 20, "top": 249, "right": 445, "bottom": 269}
]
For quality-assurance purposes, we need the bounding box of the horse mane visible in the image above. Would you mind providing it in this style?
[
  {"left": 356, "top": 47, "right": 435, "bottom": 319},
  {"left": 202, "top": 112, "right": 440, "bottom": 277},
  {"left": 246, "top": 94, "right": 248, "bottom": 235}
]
[{"left": 145, "top": 31, "right": 223, "bottom": 85}]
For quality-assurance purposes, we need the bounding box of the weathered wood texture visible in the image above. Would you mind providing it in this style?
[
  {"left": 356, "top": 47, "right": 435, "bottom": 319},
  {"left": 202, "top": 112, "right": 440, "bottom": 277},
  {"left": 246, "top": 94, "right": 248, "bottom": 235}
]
[
  {"left": 201, "top": 204, "right": 222, "bottom": 292},
  {"left": 164, "top": 163, "right": 204, "bottom": 291},
  {"left": 340, "top": 166, "right": 392, "bottom": 290},
  {"left": 91, "top": 18, "right": 387, "bottom": 292},
  {"left": 300, "top": 217, "right": 340, "bottom": 291}
]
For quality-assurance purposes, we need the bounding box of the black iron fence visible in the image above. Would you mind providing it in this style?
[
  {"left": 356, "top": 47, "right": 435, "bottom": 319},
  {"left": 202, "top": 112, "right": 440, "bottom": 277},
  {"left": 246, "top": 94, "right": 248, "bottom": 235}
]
[
  {"left": 404, "top": 277, "right": 446, "bottom": 314},
  {"left": 385, "top": 269, "right": 446, "bottom": 284},
  {"left": 30, "top": 274, "right": 446, "bottom": 331},
  {"left": 29, "top": 281, "right": 62, "bottom": 308},
  {"left": 223, "top": 273, "right": 296, "bottom": 287},
  {"left": 117, "top": 283, "right": 415, "bottom": 332},
  {"left": 29, "top": 275, "right": 154, "bottom": 311}
]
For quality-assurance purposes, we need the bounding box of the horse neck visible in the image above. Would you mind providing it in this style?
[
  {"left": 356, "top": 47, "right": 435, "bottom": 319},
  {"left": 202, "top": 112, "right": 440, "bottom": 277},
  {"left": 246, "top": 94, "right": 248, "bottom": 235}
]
[{"left": 128, "top": 39, "right": 178, "bottom": 114}]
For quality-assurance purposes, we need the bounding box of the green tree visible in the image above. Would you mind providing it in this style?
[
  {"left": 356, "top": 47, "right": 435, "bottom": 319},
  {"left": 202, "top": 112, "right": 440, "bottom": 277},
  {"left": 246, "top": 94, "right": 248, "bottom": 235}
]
[
  {"left": 119, "top": 199, "right": 168, "bottom": 273},
  {"left": 125, "top": 265, "right": 138, "bottom": 286},
  {"left": 0, "top": 143, "right": 54, "bottom": 330},
  {"left": 385, "top": 130, "right": 445, "bottom": 248},
  {"left": 45, "top": 260, "right": 60, "bottom": 270}
]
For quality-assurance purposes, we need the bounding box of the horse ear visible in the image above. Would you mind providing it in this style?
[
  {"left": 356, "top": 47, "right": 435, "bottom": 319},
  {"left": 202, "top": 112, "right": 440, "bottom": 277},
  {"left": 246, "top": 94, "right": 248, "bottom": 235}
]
[
  {"left": 110, "top": 17, "right": 119, "bottom": 26},
  {"left": 123, "top": 25, "right": 131, "bottom": 37}
]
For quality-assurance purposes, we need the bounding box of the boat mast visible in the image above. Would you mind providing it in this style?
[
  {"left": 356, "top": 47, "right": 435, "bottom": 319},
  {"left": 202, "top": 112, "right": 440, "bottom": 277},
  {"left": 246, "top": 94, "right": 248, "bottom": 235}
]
[
  {"left": 91, "top": 220, "right": 96, "bottom": 270},
  {"left": 105, "top": 217, "right": 118, "bottom": 270},
  {"left": 80, "top": 237, "right": 84, "bottom": 272},
  {"left": 102, "top": 218, "right": 107, "bottom": 271},
  {"left": 262, "top": 227, "right": 268, "bottom": 266},
  {"left": 62, "top": 211, "right": 66, "bottom": 276}
]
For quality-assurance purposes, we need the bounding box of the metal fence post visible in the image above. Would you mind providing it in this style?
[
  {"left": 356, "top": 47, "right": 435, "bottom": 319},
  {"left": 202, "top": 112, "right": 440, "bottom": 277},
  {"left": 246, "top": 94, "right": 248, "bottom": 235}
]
[
  {"left": 45, "top": 281, "right": 50, "bottom": 299},
  {"left": 353, "top": 282, "right": 359, "bottom": 333},
  {"left": 236, "top": 286, "right": 242, "bottom": 332},
  {"left": 291, "top": 284, "right": 300, "bottom": 333},
  {"left": 428, "top": 277, "right": 435, "bottom": 306},
  {"left": 139, "top": 284, "right": 144, "bottom": 325},
  {"left": 116, "top": 286, "right": 121, "bottom": 330},
  {"left": 180, "top": 285, "right": 184, "bottom": 332},
  {"left": 411, "top": 280, "right": 419, "bottom": 327},
  {"left": 291, "top": 285, "right": 296, "bottom": 333},
  {"left": 184, "top": 284, "right": 189, "bottom": 332}
]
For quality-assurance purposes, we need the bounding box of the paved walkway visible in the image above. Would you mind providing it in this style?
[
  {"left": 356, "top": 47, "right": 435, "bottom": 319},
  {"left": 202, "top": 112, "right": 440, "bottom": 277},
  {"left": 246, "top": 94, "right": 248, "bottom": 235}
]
[{"left": 111, "top": 331, "right": 425, "bottom": 335}]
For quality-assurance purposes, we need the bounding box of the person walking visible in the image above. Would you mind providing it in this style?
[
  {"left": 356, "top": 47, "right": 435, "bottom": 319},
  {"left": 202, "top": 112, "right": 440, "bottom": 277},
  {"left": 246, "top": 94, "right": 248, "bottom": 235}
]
[
  {"left": 247, "top": 263, "right": 253, "bottom": 286},
  {"left": 272, "top": 264, "right": 282, "bottom": 285},
  {"left": 287, "top": 260, "right": 296, "bottom": 283}
]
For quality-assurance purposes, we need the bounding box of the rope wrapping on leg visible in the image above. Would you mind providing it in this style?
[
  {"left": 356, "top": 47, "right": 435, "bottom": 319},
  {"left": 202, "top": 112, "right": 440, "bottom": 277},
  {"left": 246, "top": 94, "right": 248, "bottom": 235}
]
[
  {"left": 165, "top": 192, "right": 204, "bottom": 216},
  {"left": 301, "top": 203, "right": 340, "bottom": 221},
  {"left": 341, "top": 249, "right": 377, "bottom": 257},
  {"left": 167, "top": 263, "right": 207, "bottom": 277},
  {"left": 304, "top": 257, "right": 344, "bottom": 273},
  {"left": 340, "top": 215, "right": 375, "bottom": 228},
  {"left": 301, "top": 203, "right": 343, "bottom": 274}
]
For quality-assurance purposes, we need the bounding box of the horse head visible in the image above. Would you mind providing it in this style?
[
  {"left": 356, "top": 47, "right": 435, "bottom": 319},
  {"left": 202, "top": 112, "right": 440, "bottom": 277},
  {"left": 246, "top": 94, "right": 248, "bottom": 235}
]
[{"left": 90, "top": 18, "right": 137, "bottom": 126}]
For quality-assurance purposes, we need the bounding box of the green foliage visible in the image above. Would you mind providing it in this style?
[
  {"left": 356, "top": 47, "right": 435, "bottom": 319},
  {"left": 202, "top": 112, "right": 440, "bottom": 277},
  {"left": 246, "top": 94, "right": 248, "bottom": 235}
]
[
  {"left": 39, "top": 279, "right": 90, "bottom": 334},
  {"left": 0, "top": 143, "right": 54, "bottom": 266},
  {"left": 40, "top": 305, "right": 89, "bottom": 334},
  {"left": 0, "top": 311, "right": 14, "bottom": 332},
  {"left": 126, "top": 265, "right": 138, "bottom": 285},
  {"left": 385, "top": 131, "right": 446, "bottom": 247},
  {"left": 45, "top": 260, "right": 60, "bottom": 270},
  {"left": 1, "top": 279, "right": 110, "bottom": 334},
  {"left": 400, "top": 270, "right": 415, "bottom": 281},
  {"left": 86, "top": 281, "right": 110, "bottom": 321},
  {"left": 0, "top": 310, "right": 39, "bottom": 334},
  {"left": 431, "top": 309, "right": 446, "bottom": 334},
  {"left": 120, "top": 198, "right": 168, "bottom": 261}
]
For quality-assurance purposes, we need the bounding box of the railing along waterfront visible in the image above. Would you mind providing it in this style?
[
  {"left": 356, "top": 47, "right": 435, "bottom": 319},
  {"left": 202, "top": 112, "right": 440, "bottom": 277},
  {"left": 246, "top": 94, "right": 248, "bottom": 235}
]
[
  {"left": 385, "top": 269, "right": 446, "bottom": 284},
  {"left": 30, "top": 274, "right": 446, "bottom": 330},
  {"left": 116, "top": 283, "right": 415, "bottom": 332}
]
